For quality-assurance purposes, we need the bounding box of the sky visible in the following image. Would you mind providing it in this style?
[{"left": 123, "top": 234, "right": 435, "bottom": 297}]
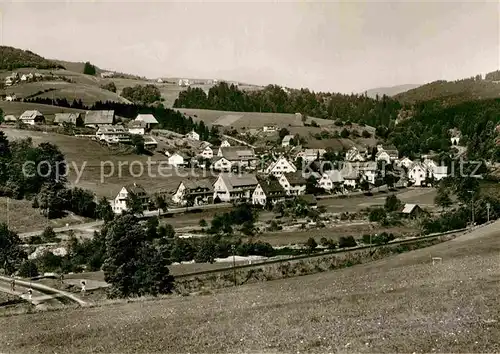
[{"left": 0, "top": 0, "right": 498, "bottom": 93}]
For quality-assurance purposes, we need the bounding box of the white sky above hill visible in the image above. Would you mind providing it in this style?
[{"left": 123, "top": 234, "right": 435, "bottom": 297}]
[{"left": 0, "top": 0, "right": 498, "bottom": 93}]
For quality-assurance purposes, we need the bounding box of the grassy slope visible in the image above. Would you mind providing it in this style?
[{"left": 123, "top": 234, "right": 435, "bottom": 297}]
[
  {"left": 0, "top": 101, "right": 85, "bottom": 117},
  {"left": 1, "top": 221, "right": 499, "bottom": 353},
  {"left": 0, "top": 197, "right": 90, "bottom": 234}
]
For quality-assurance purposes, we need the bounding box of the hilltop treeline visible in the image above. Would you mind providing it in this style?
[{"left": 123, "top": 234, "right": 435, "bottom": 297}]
[
  {"left": 390, "top": 99, "right": 500, "bottom": 161},
  {"left": 24, "top": 97, "right": 216, "bottom": 141},
  {"left": 0, "top": 46, "right": 64, "bottom": 70},
  {"left": 174, "top": 82, "right": 403, "bottom": 127},
  {"left": 395, "top": 74, "right": 500, "bottom": 105}
]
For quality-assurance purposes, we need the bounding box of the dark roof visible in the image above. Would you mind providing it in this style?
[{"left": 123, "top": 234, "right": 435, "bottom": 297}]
[
  {"left": 258, "top": 179, "right": 285, "bottom": 195},
  {"left": 124, "top": 183, "right": 147, "bottom": 196},
  {"left": 182, "top": 178, "right": 214, "bottom": 192},
  {"left": 283, "top": 172, "right": 307, "bottom": 185},
  {"left": 219, "top": 146, "right": 256, "bottom": 161},
  {"left": 85, "top": 110, "right": 115, "bottom": 125}
]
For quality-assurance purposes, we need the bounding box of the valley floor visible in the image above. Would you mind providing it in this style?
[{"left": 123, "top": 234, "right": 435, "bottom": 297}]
[{"left": 1, "top": 221, "right": 499, "bottom": 353}]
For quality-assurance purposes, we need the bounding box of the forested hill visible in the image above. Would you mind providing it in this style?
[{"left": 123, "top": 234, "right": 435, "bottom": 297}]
[
  {"left": 390, "top": 98, "right": 500, "bottom": 162},
  {"left": 0, "top": 46, "right": 65, "bottom": 70},
  {"left": 394, "top": 73, "right": 500, "bottom": 105},
  {"left": 174, "top": 82, "right": 404, "bottom": 127}
]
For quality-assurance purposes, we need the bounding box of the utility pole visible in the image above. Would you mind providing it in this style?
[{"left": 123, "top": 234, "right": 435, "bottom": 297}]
[
  {"left": 231, "top": 244, "right": 236, "bottom": 287},
  {"left": 468, "top": 190, "right": 474, "bottom": 226},
  {"left": 487, "top": 202, "right": 491, "bottom": 223}
]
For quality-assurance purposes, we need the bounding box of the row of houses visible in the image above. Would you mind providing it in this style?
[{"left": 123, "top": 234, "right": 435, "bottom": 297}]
[{"left": 4, "top": 72, "right": 44, "bottom": 86}]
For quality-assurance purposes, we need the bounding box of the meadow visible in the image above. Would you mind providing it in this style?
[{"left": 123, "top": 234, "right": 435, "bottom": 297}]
[
  {"left": 0, "top": 221, "right": 498, "bottom": 353},
  {"left": 1, "top": 128, "right": 185, "bottom": 198}
]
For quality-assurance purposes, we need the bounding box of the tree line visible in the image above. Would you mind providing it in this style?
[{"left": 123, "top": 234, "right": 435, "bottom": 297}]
[{"left": 174, "top": 82, "right": 403, "bottom": 127}]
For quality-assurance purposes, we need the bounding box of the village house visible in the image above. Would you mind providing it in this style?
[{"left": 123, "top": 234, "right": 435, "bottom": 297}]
[
  {"left": 376, "top": 144, "right": 399, "bottom": 161},
  {"left": 265, "top": 156, "right": 297, "bottom": 176},
  {"left": 54, "top": 113, "right": 81, "bottom": 126},
  {"left": 172, "top": 179, "right": 214, "bottom": 206},
  {"left": 220, "top": 139, "right": 231, "bottom": 147},
  {"left": 278, "top": 172, "right": 307, "bottom": 196},
  {"left": 3, "top": 115, "right": 17, "bottom": 124},
  {"left": 128, "top": 120, "right": 147, "bottom": 135},
  {"left": 111, "top": 183, "right": 149, "bottom": 214},
  {"left": 449, "top": 128, "right": 461, "bottom": 145},
  {"left": 433, "top": 166, "right": 448, "bottom": 180},
  {"left": 211, "top": 156, "right": 232, "bottom": 172},
  {"left": 213, "top": 173, "right": 258, "bottom": 203},
  {"left": 218, "top": 146, "right": 258, "bottom": 169},
  {"left": 408, "top": 161, "right": 428, "bottom": 186},
  {"left": 186, "top": 130, "right": 200, "bottom": 141},
  {"left": 297, "top": 148, "right": 327, "bottom": 163},
  {"left": 199, "top": 145, "right": 214, "bottom": 159},
  {"left": 168, "top": 152, "right": 188, "bottom": 167},
  {"left": 281, "top": 134, "right": 295, "bottom": 147},
  {"left": 345, "top": 146, "right": 366, "bottom": 162},
  {"left": 397, "top": 157, "right": 413, "bottom": 170},
  {"left": 134, "top": 114, "right": 158, "bottom": 129},
  {"left": 375, "top": 150, "right": 392, "bottom": 164},
  {"left": 263, "top": 125, "right": 278, "bottom": 133},
  {"left": 340, "top": 162, "right": 360, "bottom": 189},
  {"left": 96, "top": 125, "right": 130, "bottom": 144},
  {"left": 84, "top": 110, "right": 115, "bottom": 128},
  {"left": 5, "top": 94, "right": 16, "bottom": 102},
  {"left": 19, "top": 110, "right": 45, "bottom": 125},
  {"left": 400, "top": 203, "right": 425, "bottom": 219},
  {"left": 252, "top": 179, "right": 286, "bottom": 206},
  {"left": 357, "top": 161, "right": 377, "bottom": 184},
  {"left": 319, "top": 170, "right": 345, "bottom": 192}
]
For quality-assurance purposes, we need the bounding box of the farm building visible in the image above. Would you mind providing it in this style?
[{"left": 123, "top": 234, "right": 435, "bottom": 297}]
[
  {"left": 199, "top": 146, "right": 214, "bottom": 159},
  {"left": 134, "top": 114, "right": 158, "bottom": 129},
  {"left": 19, "top": 110, "right": 45, "bottom": 125},
  {"left": 54, "top": 113, "right": 82, "bottom": 126},
  {"left": 319, "top": 170, "right": 344, "bottom": 191},
  {"left": 84, "top": 110, "right": 115, "bottom": 128},
  {"left": 3, "top": 115, "right": 17, "bottom": 123}
]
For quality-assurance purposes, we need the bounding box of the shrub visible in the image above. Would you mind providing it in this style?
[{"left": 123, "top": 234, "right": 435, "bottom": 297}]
[
  {"left": 18, "top": 260, "right": 39, "bottom": 278},
  {"left": 338, "top": 236, "right": 357, "bottom": 248}
]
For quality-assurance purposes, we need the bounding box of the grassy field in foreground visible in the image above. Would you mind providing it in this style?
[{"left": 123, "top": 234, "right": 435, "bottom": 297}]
[{"left": 1, "top": 221, "right": 499, "bottom": 353}]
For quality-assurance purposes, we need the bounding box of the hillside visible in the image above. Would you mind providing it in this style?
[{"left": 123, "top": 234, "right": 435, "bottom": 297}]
[
  {"left": 0, "top": 46, "right": 64, "bottom": 70},
  {"left": 364, "top": 84, "right": 420, "bottom": 98},
  {"left": 395, "top": 75, "right": 500, "bottom": 105},
  {"left": 0, "top": 222, "right": 498, "bottom": 353}
]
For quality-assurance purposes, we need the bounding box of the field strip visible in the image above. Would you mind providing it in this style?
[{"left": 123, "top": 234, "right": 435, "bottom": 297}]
[{"left": 213, "top": 114, "right": 243, "bottom": 126}]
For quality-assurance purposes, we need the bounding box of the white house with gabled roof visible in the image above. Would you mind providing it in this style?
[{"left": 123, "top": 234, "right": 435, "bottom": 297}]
[
  {"left": 319, "top": 170, "right": 344, "bottom": 191},
  {"left": 265, "top": 156, "right": 297, "bottom": 176},
  {"left": 220, "top": 139, "right": 231, "bottom": 147},
  {"left": 408, "top": 161, "right": 427, "bottom": 186},
  {"left": 199, "top": 145, "right": 214, "bottom": 159}
]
